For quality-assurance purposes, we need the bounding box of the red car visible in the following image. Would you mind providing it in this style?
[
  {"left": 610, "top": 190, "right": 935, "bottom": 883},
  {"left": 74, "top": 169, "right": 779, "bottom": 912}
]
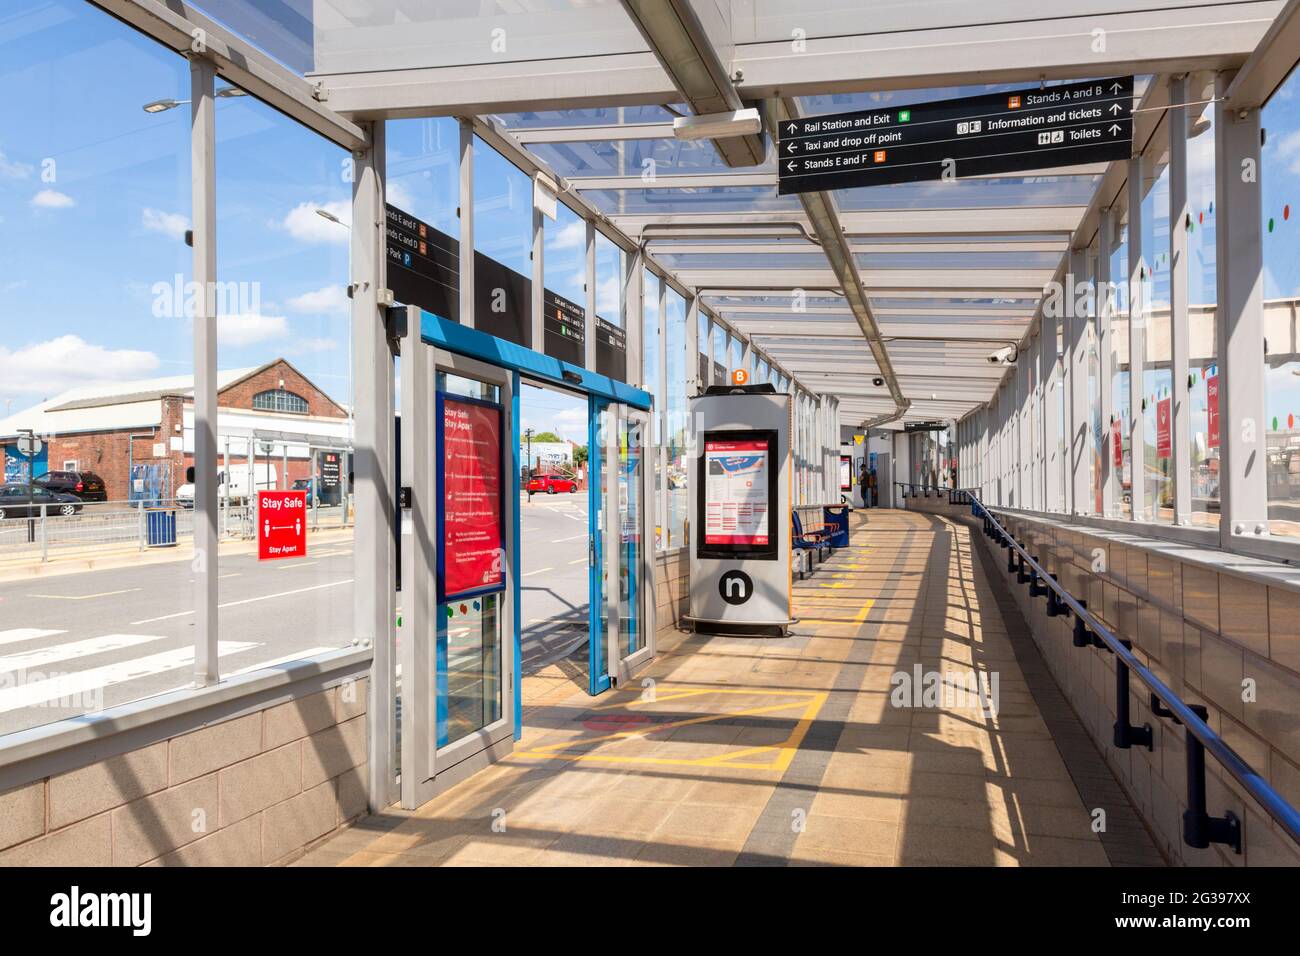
[{"left": 527, "top": 474, "right": 578, "bottom": 494}]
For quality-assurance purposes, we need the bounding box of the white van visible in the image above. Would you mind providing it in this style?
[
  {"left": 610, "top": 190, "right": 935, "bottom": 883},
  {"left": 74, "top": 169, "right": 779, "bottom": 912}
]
[{"left": 176, "top": 464, "right": 279, "bottom": 508}]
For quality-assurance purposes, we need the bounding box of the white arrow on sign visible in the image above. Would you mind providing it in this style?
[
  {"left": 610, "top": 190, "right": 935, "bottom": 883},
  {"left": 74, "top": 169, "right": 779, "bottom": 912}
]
[
  {"left": 787, "top": 122, "right": 797, "bottom": 134},
  {"left": 1111, "top": 82, "right": 1123, "bottom": 93},
  {"left": 1109, "top": 102, "right": 1122, "bottom": 115},
  {"left": 786, "top": 141, "right": 797, "bottom": 153},
  {"left": 786, "top": 160, "right": 797, "bottom": 172},
  {"left": 1109, "top": 124, "right": 1122, "bottom": 135}
]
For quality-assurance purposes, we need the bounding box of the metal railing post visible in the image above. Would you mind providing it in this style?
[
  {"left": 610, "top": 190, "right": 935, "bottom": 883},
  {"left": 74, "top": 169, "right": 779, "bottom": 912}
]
[{"left": 40, "top": 504, "right": 47, "bottom": 563}]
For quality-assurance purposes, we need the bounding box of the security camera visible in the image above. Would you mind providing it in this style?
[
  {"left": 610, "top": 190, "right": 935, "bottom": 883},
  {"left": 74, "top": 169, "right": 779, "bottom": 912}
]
[
  {"left": 872, "top": 377, "right": 884, "bottom": 387},
  {"left": 987, "top": 345, "right": 1018, "bottom": 366}
]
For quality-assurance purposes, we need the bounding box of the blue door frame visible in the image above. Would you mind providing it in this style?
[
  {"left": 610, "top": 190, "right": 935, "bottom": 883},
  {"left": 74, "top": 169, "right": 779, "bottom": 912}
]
[
  {"left": 588, "top": 396, "right": 611, "bottom": 696},
  {"left": 420, "top": 311, "right": 651, "bottom": 731}
]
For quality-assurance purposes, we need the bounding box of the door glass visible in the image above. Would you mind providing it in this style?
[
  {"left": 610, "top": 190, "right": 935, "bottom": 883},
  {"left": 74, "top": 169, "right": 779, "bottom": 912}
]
[
  {"left": 618, "top": 415, "right": 645, "bottom": 655},
  {"left": 590, "top": 402, "right": 609, "bottom": 690},
  {"left": 435, "top": 370, "right": 504, "bottom": 748}
]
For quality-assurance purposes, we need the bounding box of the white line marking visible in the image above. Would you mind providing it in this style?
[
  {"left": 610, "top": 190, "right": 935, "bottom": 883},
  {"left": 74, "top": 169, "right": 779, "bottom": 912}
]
[
  {"left": 276, "top": 561, "right": 318, "bottom": 570},
  {"left": 128, "top": 579, "right": 354, "bottom": 625},
  {"left": 568, "top": 558, "right": 587, "bottom": 565},
  {"left": 0, "top": 634, "right": 166, "bottom": 673},
  {"left": 0, "top": 641, "right": 257, "bottom": 714},
  {"left": 555, "top": 534, "right": 588, "bottom": 542},
  {"left": 26, "top": 588, "right": 142, "bottom": 601},
  {"left": 0, "top": 629, "right": 66, "bottom": 647},
  {"left": 521, "top": 567, "right": 553, "bottom": 577}
]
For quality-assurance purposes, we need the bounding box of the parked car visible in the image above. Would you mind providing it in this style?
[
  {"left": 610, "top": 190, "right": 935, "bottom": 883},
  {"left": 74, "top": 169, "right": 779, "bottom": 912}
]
[
  {"left": 177, "top": 464, "right": 280, "bottom": 508},
  {"left": 32, "top": 470, "right": 107, "bottom": 502},
  {"left": 527, "top": 474, "right": 578, "bottom": 494},
  {"left": 0, "top": 485, "right": 85, "bottom": 519}
]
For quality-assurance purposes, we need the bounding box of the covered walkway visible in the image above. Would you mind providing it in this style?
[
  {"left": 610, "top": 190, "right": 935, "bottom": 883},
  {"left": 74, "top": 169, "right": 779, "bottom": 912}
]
[{"left": 299, "top": 510, "right": 1162, "bottom": 867}]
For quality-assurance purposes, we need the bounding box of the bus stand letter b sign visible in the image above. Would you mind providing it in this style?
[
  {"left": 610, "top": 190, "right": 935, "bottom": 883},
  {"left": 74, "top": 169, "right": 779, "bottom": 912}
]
[{"left": 258, "top": 490, "right": 308, "bottom": 560}]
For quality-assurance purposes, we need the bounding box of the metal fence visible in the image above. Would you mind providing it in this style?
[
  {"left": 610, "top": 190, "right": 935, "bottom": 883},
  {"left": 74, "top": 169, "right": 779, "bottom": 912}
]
[{"left": 0, "top": 498, "right": 353, "bottom": 563}]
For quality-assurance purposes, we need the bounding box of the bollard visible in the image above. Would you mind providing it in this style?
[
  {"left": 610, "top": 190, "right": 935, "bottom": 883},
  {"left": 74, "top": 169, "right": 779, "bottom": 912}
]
[{"left": 40, "top": 503, "right": 48, "bottom": 563}]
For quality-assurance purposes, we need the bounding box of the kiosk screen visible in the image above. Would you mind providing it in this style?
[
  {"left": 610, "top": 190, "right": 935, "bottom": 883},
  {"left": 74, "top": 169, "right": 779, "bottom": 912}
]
[{"left": 698, "top": 430, "right": 778, "bottom": 559}]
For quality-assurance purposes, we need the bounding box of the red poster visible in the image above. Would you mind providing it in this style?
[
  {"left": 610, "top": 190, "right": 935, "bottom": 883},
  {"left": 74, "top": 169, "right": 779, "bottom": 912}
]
[
  {"left": 1156, "top": 396, "right": 1172, "bottom": 459},
  {"left": 1111, "top": 418, "right": 1123, "bottom": 468},
  {"left": 440, "top": 396, "right": 504, "bottom": 599},
  {"left": 1207, "top": 374, "right": 1220, "bottom": 449},
  {"left": 257, "top": 490, "right": 307, "bottom": 561}
]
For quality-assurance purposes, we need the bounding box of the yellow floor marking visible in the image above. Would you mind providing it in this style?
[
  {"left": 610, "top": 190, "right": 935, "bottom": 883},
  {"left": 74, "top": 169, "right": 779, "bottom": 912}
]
[{"left": 513, "top": 685, "right": 829, "bottom": 772}]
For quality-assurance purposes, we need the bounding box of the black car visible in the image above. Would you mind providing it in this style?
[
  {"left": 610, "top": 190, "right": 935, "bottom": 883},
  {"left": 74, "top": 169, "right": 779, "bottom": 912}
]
[
  {"left": 33, "top": 470, "right": 108, "bottom": 502},
  {"left": 0, "top": 485, "right": 85, "bottom": 519}
]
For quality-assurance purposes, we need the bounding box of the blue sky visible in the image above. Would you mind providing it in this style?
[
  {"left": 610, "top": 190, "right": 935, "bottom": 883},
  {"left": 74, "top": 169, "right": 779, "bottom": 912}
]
[{"left": 4, "top": 0, "right": 1300, "bottom": 446}]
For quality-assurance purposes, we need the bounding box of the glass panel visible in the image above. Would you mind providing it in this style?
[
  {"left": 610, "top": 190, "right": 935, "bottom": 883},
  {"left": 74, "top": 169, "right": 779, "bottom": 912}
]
[
  {"left": 1111, "top": 225, "right": 1132, "bottom": 512},
  {"left": 1143, "top": 164, "right": 1173, "bottom": 522},
  {"left": 473, "top": 136, "right": 531, "bottom": 276},
  {"left": 665, "top": 288, "right": 688, "bottom": 550},
  {"left": 1263, "top": 64, "right": 1300, "bottom": 536},
  {"left": 0, "top": 0, "right": 194, "bottom": 733},
  {"left": 216, "top": 82, "right": 353, "bottom": 676},
  {"left": 544, "top": 201, "right": 586, "bottom": 307},
  {"left": 1187, "top": 101, "right": 1219, "bottom": 528},
  {"left": 617, "top": 415, "right": 645, "bottom": 655},
  {"left": 592, "top": 402, "right": 610, "bottom": 688},
  {"left": 387, "top": 117, "right": 460, "bottom": 236},
  {"left": 595, "top": 231, "right": 624, "bottom": 326},
  {"left": 435, "top": 371, "right": 503, "bottom": 746}
]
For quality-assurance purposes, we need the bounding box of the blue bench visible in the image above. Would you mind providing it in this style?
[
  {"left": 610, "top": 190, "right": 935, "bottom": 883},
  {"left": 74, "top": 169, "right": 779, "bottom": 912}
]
[{"left": 792, "top": 508, "right": 832, "bottom": 578}]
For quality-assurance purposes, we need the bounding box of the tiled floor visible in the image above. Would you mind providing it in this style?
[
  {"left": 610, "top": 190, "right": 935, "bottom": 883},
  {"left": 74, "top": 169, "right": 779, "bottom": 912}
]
[{"left": 297, "top": 509, "right": 1164, "bottom": 867}]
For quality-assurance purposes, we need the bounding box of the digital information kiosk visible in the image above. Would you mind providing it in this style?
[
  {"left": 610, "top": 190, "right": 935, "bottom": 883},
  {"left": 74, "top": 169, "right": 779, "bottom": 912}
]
[{"left": 687, "top": 384, "right": 793, "bottom": 636}]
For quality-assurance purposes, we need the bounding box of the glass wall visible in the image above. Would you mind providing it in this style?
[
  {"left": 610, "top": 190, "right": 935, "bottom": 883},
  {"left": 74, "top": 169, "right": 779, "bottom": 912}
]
[
  {"left": 644, "top": 270, "right": 661, "bottom": 548},
  {"left": 1263, "top": 64, "right": 1300, "bottom": 536},
  {"left": 1111, "top": 224, "right": 1131, "bottom": 511},
  {"left": 1143, "top": 164, "right": 1173, "bottom": 522},
  {"left": 387, "top": 117, "right": 459, "bottom": 236},
  {"left": 544, "top": 200, "right": 586, "bottom": 308},
  {"left": 216, "top": 81, "right": 353, "bottom": 675},
  {"left": 0, "top": 1, "right": 196, "bottom": 733},
  {"left": 664, "top": 288, "right": 688, "bottom": 549},
  {"left": 473, "top": 137, "right": 531, "bottom": 277},
  {"left": 1187, "top": 101, "right": 1220, "bottom": 527}
]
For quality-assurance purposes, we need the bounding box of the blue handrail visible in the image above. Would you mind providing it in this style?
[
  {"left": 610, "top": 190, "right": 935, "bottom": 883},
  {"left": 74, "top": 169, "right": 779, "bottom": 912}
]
[{"left": 964, "top": 490, "right": 1300, "bottom": 851}]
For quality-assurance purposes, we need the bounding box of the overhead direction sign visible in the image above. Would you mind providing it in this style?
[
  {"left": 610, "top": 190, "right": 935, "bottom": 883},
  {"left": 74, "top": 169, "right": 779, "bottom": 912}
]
[{"left": 778, "top": 77, "right": 1133, "bottom": 194}]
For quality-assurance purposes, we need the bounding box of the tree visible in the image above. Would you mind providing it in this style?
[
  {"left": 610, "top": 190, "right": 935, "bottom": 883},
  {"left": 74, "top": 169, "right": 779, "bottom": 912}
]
[
  {"left": 573, "top": 445, "right": 588, "bottom": 467},
  {"left": 530, "top": 431, "right": 563, "bottom": 443}
]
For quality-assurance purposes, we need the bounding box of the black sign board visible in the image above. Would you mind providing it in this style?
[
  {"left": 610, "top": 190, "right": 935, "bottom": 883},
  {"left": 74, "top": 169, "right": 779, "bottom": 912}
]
[
  {"left": 595, "top": 316, "right": 626, "bottom": 381},
  {"left": 903, "top": 421, "right": 950, "bottom": 433},
  {"left": 778, "top": 77, "right": 1133, "bottom": 194},
  {"left": 473, "top": 251, "right": 532, "bottom": 349},
  {"left": 320, "top": 452, "right": 340, "bottom": 489},
  {"left": 542, "top": 288, "right": 585, "bottom": 366},
  {"left": 385, "top": 204, "right": 459, "bottom": 322}
]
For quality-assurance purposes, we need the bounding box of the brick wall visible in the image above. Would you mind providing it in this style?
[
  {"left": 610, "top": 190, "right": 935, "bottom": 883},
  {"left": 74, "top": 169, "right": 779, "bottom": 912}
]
[
  {"left": 47, "top": 396, "right": 187, "bottom": 503},
  {"left": 979, "top": 513, "right": 1300, "bottom": 866},
  {"left": 0, "top": 678, "right": 368, "bottom": 866}
]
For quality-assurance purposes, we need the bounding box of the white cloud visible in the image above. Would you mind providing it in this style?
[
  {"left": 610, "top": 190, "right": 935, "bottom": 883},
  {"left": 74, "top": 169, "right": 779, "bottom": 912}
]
[
  {"left": 0, "top": 335, "right": 160, "bottom": 402},
  {"left": 30, "top": 189, "right": 74, "bottom": 209},
  {"left": 386, "top": 180, "right": 415, "bottom": 211},
  {"left": 287, "top": 336, "right": 339, "bottom": 354},
  {"left": 217, "top": 312, "right": 289, "bottom": 347},
  {"left": 282, "top": 200, "right": 350, "bottom": 244},
  {"left": 0, "top": 149, "right": 33, "bottom": 179},
  {"left": 1273, "top": 128, "right": 1300, "bottom": 176},
  {"left": 142, "top": 207, "right": 189, "bottom": 240},
  {"left": 549, "top": 217, "right": 585, "bottom": 250},
  {"left": 287, "top": 284, "right": 349, "bottom": 314}
]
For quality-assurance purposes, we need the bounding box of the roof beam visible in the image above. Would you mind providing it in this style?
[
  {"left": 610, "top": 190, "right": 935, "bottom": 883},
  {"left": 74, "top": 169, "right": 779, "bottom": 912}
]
[
  {"left": 617, "top": 0, "right": 765, "bottom": 167},
  {"left": 1224, "top": 0, "right": 1300, "bottom": 107},
  {"left": 90, "top": 0, "right": 368, "bottom": 150},
  {"left": 613, "top": 206, "right": 1086, "bottom": 238}
]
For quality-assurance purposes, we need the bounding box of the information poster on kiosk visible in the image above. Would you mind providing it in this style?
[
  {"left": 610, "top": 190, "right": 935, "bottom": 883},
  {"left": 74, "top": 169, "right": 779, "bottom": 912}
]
[
  {"left": 437, "top": 394, "right": 505, "bottom": 601},
  {"left": 699, "top": 431, "right": 778, "bottom": 558}
]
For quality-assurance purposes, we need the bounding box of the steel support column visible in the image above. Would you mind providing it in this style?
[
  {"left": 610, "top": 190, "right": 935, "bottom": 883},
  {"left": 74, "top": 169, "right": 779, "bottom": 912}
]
[
  {"left": 1215, "top": 70, "right": 1269, "bottom": 544},
  {"left": 459, "top": 119, "right": 475, "bottom": 329},
  {"left": 352, "top": 121, "right": 397, "bottom": 812},
  {"left": 190, "top": 55, "right": 218, "bottom": 687}
]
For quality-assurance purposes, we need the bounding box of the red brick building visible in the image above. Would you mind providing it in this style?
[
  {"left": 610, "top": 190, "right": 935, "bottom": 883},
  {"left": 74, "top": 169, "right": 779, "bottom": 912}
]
[{"left": 1, "top": 359, "right": 349, "bottom": 502}]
